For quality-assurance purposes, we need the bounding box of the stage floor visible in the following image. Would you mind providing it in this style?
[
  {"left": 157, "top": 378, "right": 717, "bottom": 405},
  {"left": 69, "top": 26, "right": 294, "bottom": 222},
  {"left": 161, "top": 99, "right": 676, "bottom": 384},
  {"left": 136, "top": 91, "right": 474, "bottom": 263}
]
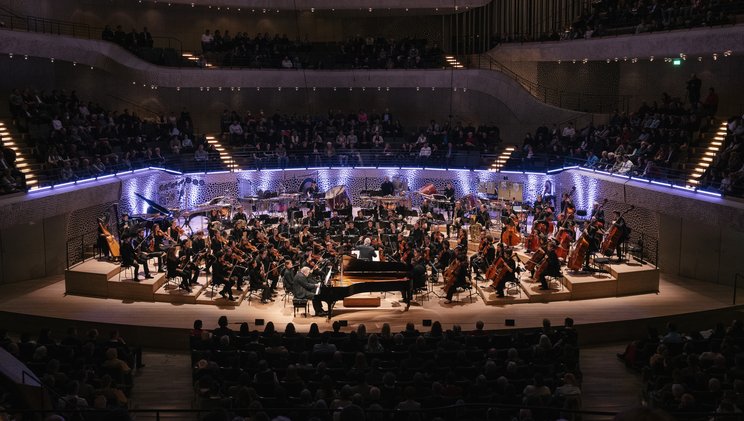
[{"left": 0, "top": 271, "right": 740, "bottom": 342}]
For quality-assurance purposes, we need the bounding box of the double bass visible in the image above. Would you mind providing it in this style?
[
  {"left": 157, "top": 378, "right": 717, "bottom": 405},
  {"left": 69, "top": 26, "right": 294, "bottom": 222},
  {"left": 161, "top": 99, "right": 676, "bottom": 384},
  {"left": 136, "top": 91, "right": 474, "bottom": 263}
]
[
  {"left": 600, "top": 206, "right": 634, "bottom": 256},
  {"left": 485, "top": 257, "right": 505, "bottom": 281},
  {"left": 566, "top": 233, "right": 590, "bottom": 271}
]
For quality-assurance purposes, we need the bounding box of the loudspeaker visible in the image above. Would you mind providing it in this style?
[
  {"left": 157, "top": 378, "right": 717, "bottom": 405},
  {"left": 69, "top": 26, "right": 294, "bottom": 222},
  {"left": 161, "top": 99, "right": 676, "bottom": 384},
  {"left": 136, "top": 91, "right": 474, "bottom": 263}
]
[
  {"left": 505, "top": 319, "right": 515, "bottom": 326},
  {"left": 422, "top": 319, "right": 432, "bottom": 327},
  {"left": 339, "top": 320, "right": 348, "bottom": 327},
  {"left": 255, "top": 319, "right": 264, "bottom": 326},
  {"left": 576, "top": 209, "right": 587, "bottom": 217}
]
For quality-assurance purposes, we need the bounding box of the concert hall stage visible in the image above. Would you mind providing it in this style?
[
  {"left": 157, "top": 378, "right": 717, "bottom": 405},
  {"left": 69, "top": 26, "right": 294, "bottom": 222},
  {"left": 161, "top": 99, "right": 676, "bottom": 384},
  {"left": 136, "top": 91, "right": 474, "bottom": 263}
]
[{"left": 0, "top": 262, "right": 741, "bottom": 350}]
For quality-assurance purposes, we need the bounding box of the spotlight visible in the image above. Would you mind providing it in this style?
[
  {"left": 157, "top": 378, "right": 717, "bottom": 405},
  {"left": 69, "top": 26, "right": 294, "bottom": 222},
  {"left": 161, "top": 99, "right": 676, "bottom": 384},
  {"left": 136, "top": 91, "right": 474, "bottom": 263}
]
[{"left": 50, "top": 58, "right": 54, "bottom": 62}]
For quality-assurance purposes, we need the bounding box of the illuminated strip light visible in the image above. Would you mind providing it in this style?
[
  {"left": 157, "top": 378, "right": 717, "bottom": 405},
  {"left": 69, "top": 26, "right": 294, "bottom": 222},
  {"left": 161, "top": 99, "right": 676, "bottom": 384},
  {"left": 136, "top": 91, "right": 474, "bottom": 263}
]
[
  {"left": 400, "top": 167, "right": 422, "bottom": 170},
  {"left": 651, "top": 180, "right": 673, "bottom": 187},
  {"left": 97, "top": 174, "right": 116, "bottom": 180},
  {"left": 116, "top": 170, "right": 135, "bottom": 176},
  {"left": 697, "top": 189, "right": 722, "bottom": 198},
  {"left": 54, "top": 181, "right": 76, "bottom": 188},
  {"left": 673, "top": 185, "right": 695, "bottom": 191},
  {"left": 133, "top": 168, "right": 150, "bottom": 173},
  {"left": 500, "top": 170, "right": 523, "bottom": 174},
  {"left": 424, "top": 168, "right": 447, "bottom": 171},
  {"left": 630, "top": 177, "right": 651, "bottom": 183},
  {"left": 207, "top": 170, "right": 230, "bottom": 174},
  {"left": 29, "top": 185, "right": 52, "bottom": 192}
]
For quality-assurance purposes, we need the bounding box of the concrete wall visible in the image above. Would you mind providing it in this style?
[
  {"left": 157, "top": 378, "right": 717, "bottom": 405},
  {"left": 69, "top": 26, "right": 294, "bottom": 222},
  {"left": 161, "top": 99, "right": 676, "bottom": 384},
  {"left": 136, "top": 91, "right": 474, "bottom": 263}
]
[
  {"left": 0, "top": 31, "right": 586, "bottom": 133},
  {"left": 0, "top": 0, "right": 452, "bottom": 50}
]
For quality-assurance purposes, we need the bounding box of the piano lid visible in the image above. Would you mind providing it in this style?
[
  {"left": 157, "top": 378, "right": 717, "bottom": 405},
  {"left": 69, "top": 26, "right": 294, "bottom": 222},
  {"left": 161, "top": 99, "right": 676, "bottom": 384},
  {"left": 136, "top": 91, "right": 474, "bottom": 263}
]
[
  {"left": 340, "top": 255, "right": 408, "bottom": 278},
  {"left": 133, "top": 193, "right": 172, "bottom": 217}
]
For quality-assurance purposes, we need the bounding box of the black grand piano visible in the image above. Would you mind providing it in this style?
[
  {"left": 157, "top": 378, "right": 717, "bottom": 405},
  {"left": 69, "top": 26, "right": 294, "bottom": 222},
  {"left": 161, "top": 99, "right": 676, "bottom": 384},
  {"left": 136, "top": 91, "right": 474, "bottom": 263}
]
[{"left": 317, "top": 255, "right": 410, "bottom": 319}]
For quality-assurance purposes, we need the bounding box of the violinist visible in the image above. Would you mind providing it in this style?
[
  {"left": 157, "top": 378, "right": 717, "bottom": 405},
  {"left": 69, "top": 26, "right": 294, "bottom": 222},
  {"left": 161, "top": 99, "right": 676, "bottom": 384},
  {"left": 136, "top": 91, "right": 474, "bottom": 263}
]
[
  {"left": 166, "top": 246, "right": 192, "bottom": 292},
  {"left": 180, "top": 238, "right": 203, "bottom": 285},
  {"left": 343, "top": 221, "right": 359, "bottom": 237},
  {"left": 298, "top": 226, "right": 313, "bottom": 248},
  {"left": 248, "top": 258, "right": 273, "bottom": 303},
  {"left": 533, "top": 195, "right": 545, "bottom": 211},
  {"left": 495, "top": 248, "right": 518, "bottom": 298},
  {"left": 212, "top": 249, "right": 236, "bottom": 301},
  {"left": 444, "top": 252, "right": 469, "bottom": 304},
  {"left": 166, "top": 220, "right": 184, "bottom": 243},
  {"left": 208, "top": 209, "right": 221, "bottom": 223},
  {"left": 538, "top": 241, "right": 562, "bottom": 290},
  {"left": 476, "top": 204, "right": 491, "bottom": 229},
  {"left": 191, "top": 231, "right": 212, "bottom": 274},
  {"left": 411, "top": 221, "right": 425, "bottom": 248},
  {"left": 121, "top": 232, "right": 153, "bottom": 281},
  {"left": 436, "top": 239, "right": 454, "bottom": 274},
  {"left": 321, "top": 220, "right": 335, "bottom": 238},
  {"left": 277, "top": 218, "right": 291, "bottom": 236},
  {"left": 363, "top": 220, "right": 377, "bottom": 237}
]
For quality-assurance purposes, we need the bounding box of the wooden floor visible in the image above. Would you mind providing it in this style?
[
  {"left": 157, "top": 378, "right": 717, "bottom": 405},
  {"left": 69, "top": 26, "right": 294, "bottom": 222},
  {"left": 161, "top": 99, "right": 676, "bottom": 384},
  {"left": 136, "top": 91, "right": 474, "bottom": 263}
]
[{"left": 1, "top": 269, "right": 742, "bottom": 349}]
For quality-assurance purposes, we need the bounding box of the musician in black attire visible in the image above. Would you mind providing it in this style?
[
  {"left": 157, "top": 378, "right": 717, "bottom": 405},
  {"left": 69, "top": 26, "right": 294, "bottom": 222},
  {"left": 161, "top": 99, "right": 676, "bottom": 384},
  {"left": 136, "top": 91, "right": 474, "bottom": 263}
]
[
  {"left": 355, "top": 238, "right": 378, "bottom": 261},
  {"left": 293, "top": 266, "right": 325, "bottom": 316},
  {"left": 232, "top": 206, "right": 248, "bottom": 224},
  {"left": 381, "top": 177, "right": 394, "bottom": 196},
  {"left": 120, "top": 234, "right": 153, "bottom": 281},
  {"left": 404, "top": 251, "right": 427, "bottom": 308},
  {"left": 589, "top": 202, "right": 605, "bottom": 225},
  {"left": 411, "top": 221, "right": 425, "bottom": 248},
  {"left": 476, "top": 204, "right": 491, "bottom": 228},
  {"left": 343, "top": 221, "right": 359, "bottom": 237},
  {"left": 133, "top": 228, "right": 164, "bottom": 273},
  {"left": 97, "top": 217, "right": 111, "bottom": 258},
  {"left": 495, "top": 249, "right": 518, "bottom": 298},
  {"left": 321, "top": 220, "right": 335, "bottom": 238},
  {"left": 445, "top": 253, "right": 469, "bottom": 303},
  {"left": 420, "top": 199, "right": 432, "bottom": 216},
  {"left": 277, "top": 218, "right": 290, "bottom": 236},
  {"left": 212, "top": 250, "right": 236, "bottom": 301},
  {"left": 191, "top": 231, "right": 213, "bottom": 274},
  {"left": 118, "top": 213, "right": 132, "bottom": 238},
  {"left": 609, "top": 210, "right": 629, "bottom": 260},
  {"left": 538, "top": 241, "right": 562, "bottom": 290},
  {"left": 166, "top": 246, "right": 192, "bottom": 292}
]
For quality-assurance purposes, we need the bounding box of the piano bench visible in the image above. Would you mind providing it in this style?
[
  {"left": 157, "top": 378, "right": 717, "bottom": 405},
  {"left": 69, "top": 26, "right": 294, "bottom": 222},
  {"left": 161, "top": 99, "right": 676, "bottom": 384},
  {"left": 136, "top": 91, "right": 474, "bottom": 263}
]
[{"left": 293, "top": 299, "right": 309, "bottom": 317}]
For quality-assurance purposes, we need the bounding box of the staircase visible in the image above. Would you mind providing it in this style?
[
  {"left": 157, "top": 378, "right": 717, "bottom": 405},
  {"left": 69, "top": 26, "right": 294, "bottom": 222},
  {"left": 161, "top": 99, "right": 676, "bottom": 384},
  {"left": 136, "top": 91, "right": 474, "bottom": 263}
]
[
  {"left": 488, "top": 146, "right": 516, "bottom": 171},
  {"left": 0, "top": 121, "right": 38, "bottom": 188},
  {"left": 686, "top": 120, "right": 727, "bottom": 187},
  {"left": 205, "top": 135, "right": 237, "bottom": 170}
]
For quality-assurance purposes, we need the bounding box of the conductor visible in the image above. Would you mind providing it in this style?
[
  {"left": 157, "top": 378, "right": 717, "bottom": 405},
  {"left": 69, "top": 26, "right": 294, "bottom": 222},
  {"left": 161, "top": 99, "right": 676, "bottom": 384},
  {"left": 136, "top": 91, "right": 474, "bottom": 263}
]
[{"left": 355, "top": 238, "right": 378, "bottom": 261}]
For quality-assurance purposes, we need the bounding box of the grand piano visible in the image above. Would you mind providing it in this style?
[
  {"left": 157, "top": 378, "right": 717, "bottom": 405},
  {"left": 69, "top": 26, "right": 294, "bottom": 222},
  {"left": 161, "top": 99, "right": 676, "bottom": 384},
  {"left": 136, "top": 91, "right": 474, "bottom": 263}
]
[{"left": 317, "top": 255, "right": 410, "bottom": 319}]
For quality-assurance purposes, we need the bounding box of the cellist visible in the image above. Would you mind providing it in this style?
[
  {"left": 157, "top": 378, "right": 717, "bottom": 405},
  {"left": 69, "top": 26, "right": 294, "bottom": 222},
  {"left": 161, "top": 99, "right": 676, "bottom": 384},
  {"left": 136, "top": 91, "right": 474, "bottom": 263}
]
[
  {"left": 538, "top": 241, "right": 562, "bottom": 290},
  {"left": 444, "top": 251, "right": 469, "bottom": 304},
  {"left": 607, "top": 210, "right": 629, "bottom": 261},
  {"left": 494, "top": 248, "right": 518, "bottom": 298}
]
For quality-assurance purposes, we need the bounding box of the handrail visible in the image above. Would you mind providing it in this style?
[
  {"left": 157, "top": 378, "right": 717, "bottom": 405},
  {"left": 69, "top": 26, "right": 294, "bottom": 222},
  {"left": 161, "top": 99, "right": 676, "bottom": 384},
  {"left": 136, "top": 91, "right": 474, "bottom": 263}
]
[
  {"left": 65, "top": 228, "right": 98, "bottom": 270},
  {"left": 735, "top": 273, "right": 744, "bottom": 305},
  {"left": 461, "top": 53, "right": 633, "bottom": 113},
  {"left": 0, "top": 12, "right": 183, "bottom": 54},
  {"left": 105, "top": 93, "right": 163, "bottom": 118}
]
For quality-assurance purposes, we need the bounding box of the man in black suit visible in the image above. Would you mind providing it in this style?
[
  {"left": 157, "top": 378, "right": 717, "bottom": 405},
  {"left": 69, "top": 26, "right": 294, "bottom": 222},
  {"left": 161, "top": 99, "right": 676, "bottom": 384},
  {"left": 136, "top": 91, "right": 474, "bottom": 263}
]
[
  {"left": 380, "top": 176, "right": 394, "bottom": 196},
  {"left": 292, "top": 266, "right": 325, "bottom": 316},
  {"left": 120, "top": 234, "right": 153, "bottom": 281},
  {"left": 355, "top": 238, "right": 377, "bottom": 261}
]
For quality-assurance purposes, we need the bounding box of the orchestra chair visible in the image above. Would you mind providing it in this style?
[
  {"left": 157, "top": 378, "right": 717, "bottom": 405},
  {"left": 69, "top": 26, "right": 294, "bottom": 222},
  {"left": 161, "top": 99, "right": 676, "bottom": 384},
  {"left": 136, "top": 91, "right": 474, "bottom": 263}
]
[
  {"left": 118, "top": 265, "right": 135, "bottom": 282},
  {"left": 282, "top": 281, "right": 294, "bottom": 307},
  {"left": 452, "top": 280, "right": 476, "bottom": 303},
  {"left": 544, "top": 274, "right": 564, "bottom": 291},
  {"left": 506, "top": 277, "right": 522, "bottom": 298}
]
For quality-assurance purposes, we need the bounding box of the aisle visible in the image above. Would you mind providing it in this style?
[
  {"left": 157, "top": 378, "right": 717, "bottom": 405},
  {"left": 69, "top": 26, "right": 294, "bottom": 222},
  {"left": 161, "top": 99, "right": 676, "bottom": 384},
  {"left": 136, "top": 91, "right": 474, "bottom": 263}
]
[
  {"left": 129, "top": 350, "right": 195, "bottom": 420},
  {"left": 579, "top": 343, "right": 643, "bottom": 417}
]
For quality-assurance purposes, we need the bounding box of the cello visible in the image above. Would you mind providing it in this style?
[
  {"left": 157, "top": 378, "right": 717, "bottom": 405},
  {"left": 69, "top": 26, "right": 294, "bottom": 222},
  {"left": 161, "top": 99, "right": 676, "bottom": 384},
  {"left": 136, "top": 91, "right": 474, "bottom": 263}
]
[
  {"left": 485, "top": 257, "right": 505, "bottom": 281},
  {"left": 443, "top": 257, "right": 462, "bottom": 291},
  {"left": 99, "top": 220, "right": 121, "bottom": 258},
  {"left": 600, "top": 206, "right": 635, "bottom": 256},
  {"left": 525, "top": 248, "right": 546, "bottom": 272}
]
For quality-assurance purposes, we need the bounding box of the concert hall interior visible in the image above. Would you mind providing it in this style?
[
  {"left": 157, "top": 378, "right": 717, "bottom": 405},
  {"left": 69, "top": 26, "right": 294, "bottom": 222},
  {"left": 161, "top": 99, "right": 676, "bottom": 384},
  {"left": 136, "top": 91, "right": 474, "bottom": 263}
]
[{"left": 2, "top": 0, "right": 744, "bottom": 419}]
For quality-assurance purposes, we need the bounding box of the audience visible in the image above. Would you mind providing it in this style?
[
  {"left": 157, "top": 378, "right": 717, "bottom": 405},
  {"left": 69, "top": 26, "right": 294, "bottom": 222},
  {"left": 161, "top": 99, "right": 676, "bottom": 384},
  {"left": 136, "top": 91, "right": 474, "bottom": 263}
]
[
  {"left": 493, "top": 0, "right": 740, "bottom": 44},
  {"left": 0, "top": 326, "right": 140, "bottom": 419},
  {"left": 189, "top": 316, "right": 581, "bottom": 420}
]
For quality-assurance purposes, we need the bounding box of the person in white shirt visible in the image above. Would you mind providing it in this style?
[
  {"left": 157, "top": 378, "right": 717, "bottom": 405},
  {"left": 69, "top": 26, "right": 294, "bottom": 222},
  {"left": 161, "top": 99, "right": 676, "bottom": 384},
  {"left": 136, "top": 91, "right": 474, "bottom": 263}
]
[
  {"left": 419, "top": 143, "right": 432, "bottom": 158},
  {"left": 201, "top": 29, "right": 214, "bottom": 51},
  {"left": 181, "top": 135, "right": 194, "bottom": 152},
  {"left": 561, "top": 123, "right": 576, "bottom": 140},
  {"left": 281, "top": 56, "right": 293, "bottom": 69},
  {"left": 617, "top": 156, "right": 634, "bottom": 174}
]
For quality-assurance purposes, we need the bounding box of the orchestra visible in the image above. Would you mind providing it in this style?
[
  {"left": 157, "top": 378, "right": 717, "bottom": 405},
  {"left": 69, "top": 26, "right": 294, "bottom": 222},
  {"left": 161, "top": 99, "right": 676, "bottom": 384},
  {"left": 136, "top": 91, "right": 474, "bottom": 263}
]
[{"left": 98, "top": 179, "right": 635, "bottom": 315}]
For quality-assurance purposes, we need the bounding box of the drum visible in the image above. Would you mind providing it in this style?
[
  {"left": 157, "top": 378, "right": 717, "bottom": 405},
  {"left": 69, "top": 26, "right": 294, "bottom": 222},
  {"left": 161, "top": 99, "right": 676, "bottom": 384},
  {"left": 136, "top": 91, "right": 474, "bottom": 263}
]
[
  {"left": 419, "top": 183, "right": 437, "bottom": 196},
  {"left": 325, "top": 185, "right": 351, "bottom": 210}
]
